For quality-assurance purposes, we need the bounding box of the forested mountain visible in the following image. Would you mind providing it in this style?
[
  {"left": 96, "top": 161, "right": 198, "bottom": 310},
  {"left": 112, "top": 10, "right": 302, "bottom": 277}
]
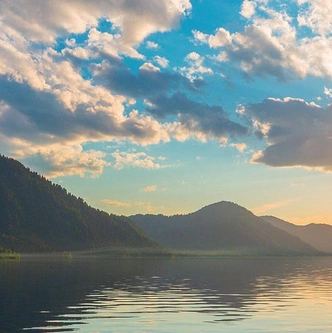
[
  {"left": 131, "top": 201, "right": 320, "bottom": 255},
  {"left": 261, "top": 216, "right": 332, "bottom": 254},
  {"left": 0, "top": 155, "right": 156, "bottom": 252}
]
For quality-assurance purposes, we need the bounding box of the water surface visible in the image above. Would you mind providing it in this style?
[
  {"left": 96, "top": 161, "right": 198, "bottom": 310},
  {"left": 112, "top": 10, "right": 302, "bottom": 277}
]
[{"left": 1, "top": 257, "right": 331, "bottom": 332}]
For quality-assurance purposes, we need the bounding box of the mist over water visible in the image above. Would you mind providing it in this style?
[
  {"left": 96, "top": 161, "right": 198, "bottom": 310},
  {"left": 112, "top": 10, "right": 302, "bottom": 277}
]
[{"left": 1, "top": 257, "right": 332, "bottom": 332}]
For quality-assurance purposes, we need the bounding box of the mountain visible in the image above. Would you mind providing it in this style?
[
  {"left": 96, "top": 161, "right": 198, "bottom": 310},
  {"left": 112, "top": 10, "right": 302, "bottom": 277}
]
[
  {"left": 261, "top": 216, "right": 332, "bottom": 254},
  {"left": 0, "top": 154, "right": 157, "bottom": 253},
  {"left": 131, "top": 201, "right": 319, "bottom": 255}
]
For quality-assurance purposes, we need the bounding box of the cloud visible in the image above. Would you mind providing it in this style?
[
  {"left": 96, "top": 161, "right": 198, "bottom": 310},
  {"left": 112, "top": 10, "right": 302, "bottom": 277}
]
[
  {"left": 242, "top": 97, "right": 332, "bottom": 172},
  {"left": 178, "top": 52, "right": 213, "bottom": 81},
  {"left": 146, "top": 41, "right": 159, "bottom": 49},
  {"left": 252, "top": 199, "right": 293, "bottom": 215},
  {"left": 102, "top": 199, "right": 131, "bottom": 207},
  {"left": 297, "top": 0, "right": 332, "bottom": 36},
  {"left": 146, "top": 92, "right": 248, "bottom": 142},
  {"left": 92, "top": 58, "right": 204, "bottom": 99},
  {"left": 0, "top": 0, "right": 254, "bottom": 179},
  {"left": 193, "top": 28, "right": 232, "bottom": 48},
  {"left": 153, "top": 56, "right": 169, "bottom": 68},
  {"left": 0, "top": 0, "right": 191, "bottom": 45},
  {"left": 102, "top": 199, "right": 161, "bottom": 213},
  {"left": 20, "top": 145, "right": 110, "bottom": 179},
  {"left": 229, "top": 143, "right": 247, "bottom": 152},
  {"left": 111, "top": 151, "right": 167, "bottom": 170},
  {"left": 324, "top": 87, "right": 332, "bottom": 98},
  {"left": 0, "top": 77, "right": 171, "bottom": 144},
  {"left": 240, "top": 0, "right": 257, "bottom": 19},
  {"left": 192, "top": 0, "right": 332, "bottom": 80},
  {"left": 142, "top": 185, "right": 157, "bottom": 192}
]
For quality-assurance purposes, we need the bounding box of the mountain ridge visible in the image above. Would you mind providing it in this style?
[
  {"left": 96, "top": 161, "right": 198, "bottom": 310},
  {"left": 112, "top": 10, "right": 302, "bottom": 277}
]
[
  {"left": 131, "top": 201, "right": 320, "bottom": 255},
  {"left": 261, "top": 215, "right": 332, "bottom": 254},
  {"left": 0, "top": 154, "right": 157, "bottom": 252}
]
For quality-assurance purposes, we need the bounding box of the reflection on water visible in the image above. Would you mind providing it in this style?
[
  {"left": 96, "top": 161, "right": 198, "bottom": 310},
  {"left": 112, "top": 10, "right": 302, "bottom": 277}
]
[{"left": 1, "top": 257, "right": 332, "bottom": 332}]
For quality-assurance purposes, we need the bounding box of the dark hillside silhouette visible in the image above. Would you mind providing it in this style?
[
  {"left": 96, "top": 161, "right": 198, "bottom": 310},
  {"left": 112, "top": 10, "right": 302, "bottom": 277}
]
[
  {"left": 261, "top": 215, "right": 332, "bottom": 254},
  {"left": 0, "top": 154, "right": 156, "bottom": 252},
  {"left": 131, "top": 201, "right": 320, "bottom": 255}
]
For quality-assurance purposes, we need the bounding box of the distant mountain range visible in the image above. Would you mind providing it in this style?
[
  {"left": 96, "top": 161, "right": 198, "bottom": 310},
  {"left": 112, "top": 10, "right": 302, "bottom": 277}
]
[
  {"left": 0, "top": 155, "right": 157, "bottom": 252},
  {"left": 131, "top": 201, "right": 320, "bottom": 255},
  {"left": 0, "top": 154, "right": 330, "bottom": 256},
  {"left": 261, "top": 216, "right": 332, "bottom": 254}
]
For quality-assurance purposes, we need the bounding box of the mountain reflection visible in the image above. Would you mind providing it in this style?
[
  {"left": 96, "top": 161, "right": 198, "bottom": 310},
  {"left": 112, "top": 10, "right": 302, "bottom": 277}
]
[{"left": 0, "top": 257, "right": 331, "bottom": 332}]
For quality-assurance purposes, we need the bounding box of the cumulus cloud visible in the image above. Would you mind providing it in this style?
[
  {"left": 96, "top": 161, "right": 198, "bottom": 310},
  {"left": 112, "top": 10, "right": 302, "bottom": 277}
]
[
  {"left": 153, "top": 56, "right": 169, "bottom": 68},
  {"left": 142, "top": 185, "right": 157, "bottom": 192},
  {"left": 92, "top": 57, "right": 204, "bottom": 99},
  {"left": 0, "top": 0, "right": 195, "bottom": 177},
  {"left": 297, "top": 0, "right": 332, "bottom": 36},
  {"left": 324, "top": 87, "right": 332, "bottom": 98},
  {"left": 193, "top": 0, "right": 332, "bottom": 80},
  {"left": 111, "top": 151, "right": 167, "bottom": 170},
  {"left": 17, "top": 144, "right": 109, "bottom": 179},
  {"left": 242, "top": 97, "right": 332, "bottom": 172},
  {"left": 0, "top": 0, "right": 191, "bottom": 45},
  {"left": 146, "top": 41, "right": 159, "bottom": 49},
  {"left": 146, "top": 92, "right": 248, "bottom": 142},
  {"left": 0, "top": 0, "right": 257, "bottom": 179},
  {"left": 0, "top": 77, "right": 172, "bottom": 145},
  {"left": 178, "top": 52, "right": 213, "bottom": 81},
  {"left": 229, "top": 143, "right": 247, "bottom": 152}
]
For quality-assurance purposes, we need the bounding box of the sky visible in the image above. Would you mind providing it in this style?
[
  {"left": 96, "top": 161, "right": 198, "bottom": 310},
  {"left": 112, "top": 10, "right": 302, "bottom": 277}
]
[{"left": 1, "top": 0, "right": 332, "bottom": 224}]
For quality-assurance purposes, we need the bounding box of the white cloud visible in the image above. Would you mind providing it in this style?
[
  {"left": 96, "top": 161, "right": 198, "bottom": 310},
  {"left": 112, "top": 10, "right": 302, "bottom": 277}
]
[
  {"left": 192, "top": 0, "right": 332, "bottom": 80},
  {"left": 142, "top": 185, "right": 157, "bottom": 192},
  {"left": 139, "top": 62, "right": 160, "bottom": 72},
  {"left": 324, "top": 87, "right": 332, "bottom": 98},
  {"left": 13, "top": 144, "right": 110, "bottom": 179},
  {"left": 179, "top": 52, "right": 213, "bottom": 80},
  {"left": 208, "top": 28, "right": 232, "bottom": 48},
  {"left": 102, "top": 199, "right": 161, "bottom": 213},
  {"left": 297, "top": 0, "right": 332, "bottom": 36},
  {"left": 111, "top": 151, "right": 167, "bottom": 170},
  {"left": 252, "top": 199, "right": 293, "bottom": 215},
  {"left": 146, "top": 41, "right": 159, "bottom": 49},
  {"left": 240, "top": 0, "right": 257, "bottom": 18},
  {"left": 0, "top": 0, "right": 192, "bottom": 46},
  {"left": 102, "top": 199, "right": 131, "bottom": 207},
  {"left": 153, "top": 55, "right": 169, "bottom": 68},
  {"left": 0, "top": 0, "right": 258, "bottom": 178},
  {"left": 229, "top": 143, "right": 247, "bottom": 152}
]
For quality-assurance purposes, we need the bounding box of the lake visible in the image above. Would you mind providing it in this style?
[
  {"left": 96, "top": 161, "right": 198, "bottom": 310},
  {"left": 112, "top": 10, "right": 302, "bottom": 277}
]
[{"left": 0, "top": 257, "right": 331, "bottom": 332}]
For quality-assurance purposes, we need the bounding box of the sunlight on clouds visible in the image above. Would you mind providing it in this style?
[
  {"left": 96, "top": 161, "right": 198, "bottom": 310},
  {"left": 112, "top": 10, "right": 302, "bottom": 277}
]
[
  {"left": 101, "top": 199, "right": 131, "bottom": 207},
  {"left": 146, "top": 41, "right": 159, "bottom": 49},
  {"left": 24, "top": 145, "right": 110, "bottom": 179},
  {"left": 153, "top": 56, "right": 169, "bottom": 68},
  {"left": 324, "top": 87, "right": 332, "bottom": 98},
  {"left": 297, "top": 0, "right": 332, "bottom": 36},
  {"left": 193, "top": 0, "right": 332, "bottom": 80},
  {"left": 142, "top": 185, "right": 158, "bottom": 192},
  {"left": 252, "top": 199, "right": 293, "bottom": 215},
  {"left": 111, "top": 151, "right": 167, "bottom": 170},
  {"left": 229, "top": 143, "right": 247, "bottom": 152},
  {"left": 102, "top": 199, "right": 162, "bottom": 213},
  {"left": 179, "top": 52, "right": 213, "bottom": 81}
]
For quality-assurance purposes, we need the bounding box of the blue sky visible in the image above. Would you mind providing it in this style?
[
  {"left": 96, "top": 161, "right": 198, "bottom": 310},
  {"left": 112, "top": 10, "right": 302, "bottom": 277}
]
[{"left": 1, "top": 0, "right": 332, "bottom": 224}]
